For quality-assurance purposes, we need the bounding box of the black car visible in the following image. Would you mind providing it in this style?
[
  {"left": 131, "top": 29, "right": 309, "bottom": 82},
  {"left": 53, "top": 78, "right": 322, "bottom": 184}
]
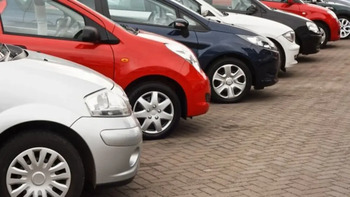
[
  {"left": 205, "top": 0, "right": 322, "bottom": 55},
  {"left": 306, "top": 0, "right": 350, "bottom": 39}
]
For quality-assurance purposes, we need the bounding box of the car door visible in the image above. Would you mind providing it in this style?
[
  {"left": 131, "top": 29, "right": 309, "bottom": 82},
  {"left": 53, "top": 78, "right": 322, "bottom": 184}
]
[
  {"left": 0, "top": 0, "right": 115, "bottom": 79},
  {"left": 95, "top": 0, "right": 200, "bottom": 54},
  {"left": 262, "top": 0, "right": 301, "bottom": 15}
]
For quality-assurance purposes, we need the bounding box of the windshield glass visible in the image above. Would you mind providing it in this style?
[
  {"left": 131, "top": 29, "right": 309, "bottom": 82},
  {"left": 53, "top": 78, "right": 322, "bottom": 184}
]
[
  {"left": 172, "top": 0, "right": 211, "bottom": 20},
  {"left": 197, "top": 0, "right": 225, "bottom": 17}
]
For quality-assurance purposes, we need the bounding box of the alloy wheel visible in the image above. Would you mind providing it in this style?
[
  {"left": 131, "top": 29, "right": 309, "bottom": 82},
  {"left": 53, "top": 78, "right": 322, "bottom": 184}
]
[
  {"left": 339, "top": 17, "right": 350, "bottom": 38},
  {"left": 6, "top": 147, "right": 71, "bottom": 197},
  {"left": 133, "top": 91, "right": 174, "bottom": 134},
  {"left": 212, "top": 64, "right": 247, "bottom": 99}
]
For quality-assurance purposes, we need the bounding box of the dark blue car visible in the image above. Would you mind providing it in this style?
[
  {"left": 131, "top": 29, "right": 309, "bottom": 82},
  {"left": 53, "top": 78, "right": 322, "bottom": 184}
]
[{"left": 79, "top": 0, "right": 280, "bottom": 103}]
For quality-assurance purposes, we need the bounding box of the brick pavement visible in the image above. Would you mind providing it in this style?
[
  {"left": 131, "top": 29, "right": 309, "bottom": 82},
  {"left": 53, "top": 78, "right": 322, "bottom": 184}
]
[{"left": 83, "top": 39, "right": 350, "bottom": 197}]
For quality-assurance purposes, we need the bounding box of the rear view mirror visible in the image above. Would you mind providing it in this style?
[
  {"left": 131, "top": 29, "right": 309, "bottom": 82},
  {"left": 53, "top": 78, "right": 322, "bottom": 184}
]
[
  {"left": 74, "top": 26, "right": 100, "bottom": 43},
  {"left": 202, "top": 9, "right": 209, "bottom": 16},
  {"left": 246, "top": 4, "right": 257, "bottom": 14},
  {"left": 173, "top": 18, "right": 189, "bottom": 29}
]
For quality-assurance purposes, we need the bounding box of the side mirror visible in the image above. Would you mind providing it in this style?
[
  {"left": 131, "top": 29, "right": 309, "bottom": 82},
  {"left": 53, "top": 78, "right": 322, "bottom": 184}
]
[
  {"left": 173, "top": 18, "right": 189, "bottom": 29},
  {"left": 202, "top": 9, "right": 209, "bottom": 16},
  {"left": 246, "top": 4, "right": 257, "bottom": 14},
  {"left": 81, "top": 26, "right": 100, "bottom": 43},
  {"left": 287, "top": 0, "right": 294, "bottom": 4}
]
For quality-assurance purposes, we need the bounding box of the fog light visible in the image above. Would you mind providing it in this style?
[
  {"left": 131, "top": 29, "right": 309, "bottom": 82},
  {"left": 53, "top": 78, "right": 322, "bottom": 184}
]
[{"left": 129, "top": 148, "right": 140, "bottom": 167}]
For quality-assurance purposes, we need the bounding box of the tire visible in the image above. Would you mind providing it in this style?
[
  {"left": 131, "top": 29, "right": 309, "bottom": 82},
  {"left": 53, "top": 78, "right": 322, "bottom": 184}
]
[
  {"left": 0, "top": 130, "right": 84, "bottom": 197},
  {"left": 128, "top": 82, "right": 181, "bottom": 140},
  {"left": 315, "top": 21, "right": 329, "bottom": 48},
  {"left": 339, "top": 16, "right": 350, "bottom": 39},
  {"left": 207, "top": 57, "right": 252, "bottom": 103}
]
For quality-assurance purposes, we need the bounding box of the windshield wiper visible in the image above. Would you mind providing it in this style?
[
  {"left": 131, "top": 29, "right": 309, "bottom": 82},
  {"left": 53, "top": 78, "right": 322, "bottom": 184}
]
[{"left": 120, "top": 24, "right": 139, "bottom": 35}]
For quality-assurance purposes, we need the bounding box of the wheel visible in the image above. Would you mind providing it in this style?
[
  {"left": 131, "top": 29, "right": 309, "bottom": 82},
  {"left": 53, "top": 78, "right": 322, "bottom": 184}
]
[
  {"left": 315, "top": 21, "right": 329, "bottom": 48},
  {"left": 0, "top": 131, "right": 84, "bottom": 197},
  {"left": 128, "top": 82, "right": 181, "bottom": 140},
  {"left": 339, "top": 16, "right": 350, "bottom": 39},
  {"left": 207, "top": 57, "right": 252, "bottom": 103}
]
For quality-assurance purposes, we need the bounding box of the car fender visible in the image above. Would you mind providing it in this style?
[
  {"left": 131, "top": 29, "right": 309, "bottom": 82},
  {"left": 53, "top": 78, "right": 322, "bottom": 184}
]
[{"left": 0, "top": 103, "right": 82, "bottom": 134}]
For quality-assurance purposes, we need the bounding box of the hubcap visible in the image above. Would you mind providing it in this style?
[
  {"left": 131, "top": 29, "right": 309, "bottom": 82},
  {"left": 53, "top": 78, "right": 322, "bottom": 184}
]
[
  {"left": 133, "top": 91, "right": 174, "bottom": 134},
  {"left": 6, "top": 148, "right": 71, "bottom": 197},
  {"left": 339, "top": 18, "right": 350, "bottom": 38},
  {"left": 319, "top": 27, "right": 326, "bottom": 45},
  {"left": 212, "top": 64, "right": 246, "bottom": 99}
]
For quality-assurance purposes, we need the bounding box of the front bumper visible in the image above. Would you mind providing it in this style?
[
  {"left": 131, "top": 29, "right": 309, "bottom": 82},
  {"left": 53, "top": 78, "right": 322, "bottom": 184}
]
[
  {"left": 180, "top": 61, "right": 211, "bottom": 117},
  {"left": 297, "top": 28, "right": 321, "bottom": 55},
  {"left": 251, "top": 47, "right": 279, "bottom": 89},
  {"left": 70, "top": 116, "right": 142, "bottom": 185},
  {"left": 277, "top": 35, "right": 300, "bottom": 68}
]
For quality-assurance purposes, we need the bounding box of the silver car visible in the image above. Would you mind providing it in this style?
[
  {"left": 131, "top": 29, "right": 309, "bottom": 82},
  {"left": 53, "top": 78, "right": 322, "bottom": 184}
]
[{"left": 0, "top": 44, "right": 142, "bottom": 197}]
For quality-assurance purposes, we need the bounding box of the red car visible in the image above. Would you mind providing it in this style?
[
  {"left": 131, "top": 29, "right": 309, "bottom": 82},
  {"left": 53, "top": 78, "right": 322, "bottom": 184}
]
[
  {"left": 0, "top": 0, "right": 210, "bottom": 139},
  {"left": 261, "top": 0, "right": 340, "bottom": 47}
]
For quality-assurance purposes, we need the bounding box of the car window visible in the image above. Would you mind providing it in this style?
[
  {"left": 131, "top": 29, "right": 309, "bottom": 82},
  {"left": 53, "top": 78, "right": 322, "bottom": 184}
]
[
  {"left": 2, "top": 0, "right": 85, "bottom": 39},
  {"left": 174, "top": 0, "right": 201, "bottom": 13},
  {"left": 230, "top": 0, "right": 253, "bottom": 11},
  {"left": 106, "top": 0, "right": 177, "bottom": 27}
]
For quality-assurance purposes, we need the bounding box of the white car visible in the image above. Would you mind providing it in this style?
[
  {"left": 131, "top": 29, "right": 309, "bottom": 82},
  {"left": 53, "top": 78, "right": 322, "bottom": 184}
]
[
  {"left": 175, "top": 0, "right": 300, "bottom": 71},
  {"left": 0, "top": 44, "right": 142, "bottom": 197}
]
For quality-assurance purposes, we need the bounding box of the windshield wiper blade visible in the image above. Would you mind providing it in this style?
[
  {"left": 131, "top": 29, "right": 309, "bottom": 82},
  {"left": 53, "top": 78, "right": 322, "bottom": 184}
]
[{"left": 120, "top": 24, "right": 139, "bottom": 35}]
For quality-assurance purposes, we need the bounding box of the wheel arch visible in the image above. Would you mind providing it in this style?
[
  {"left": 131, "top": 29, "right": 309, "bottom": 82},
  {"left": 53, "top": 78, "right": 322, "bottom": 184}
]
[
  {"left": 0, "top": 121, "right": 97, "bottom": 188},
  {"left": 124, "top": 75, "right": 187, "bottom": 118},
  {"left": 268, "top": 37, "right": 285, "bottom": 71},
  {"left": 313, "top": 20, "right": 330, "bottom": 41}
]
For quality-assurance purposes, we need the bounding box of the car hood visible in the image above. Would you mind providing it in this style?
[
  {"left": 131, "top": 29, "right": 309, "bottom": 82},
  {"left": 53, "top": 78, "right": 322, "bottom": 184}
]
[
  {"left": 273, "top": 9, "right": 312, "bottom": 22},
  {"left": 25, "top": 50, "right": 114, "bottom": 90},
  {"left": 213, "top": 12, "right": 293, "bottom": 37},
  {"left": 302, "top": 3, "right": 330, "bottom": 12},
  {"left": 137, "top": 31, "right": 181, "bottom": 45}
]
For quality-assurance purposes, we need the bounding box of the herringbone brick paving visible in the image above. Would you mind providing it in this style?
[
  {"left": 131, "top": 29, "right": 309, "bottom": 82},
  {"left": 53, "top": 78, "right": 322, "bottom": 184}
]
[{"left": 84, "top": 39, "right": 350, "bottom": 197}]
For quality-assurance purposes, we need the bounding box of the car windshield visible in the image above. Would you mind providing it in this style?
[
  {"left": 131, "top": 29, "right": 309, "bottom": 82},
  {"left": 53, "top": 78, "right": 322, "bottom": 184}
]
[
  {"left": 172, "top": 0, "right": 212, "bottom": 20},
  {"left": 197, "top": 0, "right": 226, "bottom": 17}
]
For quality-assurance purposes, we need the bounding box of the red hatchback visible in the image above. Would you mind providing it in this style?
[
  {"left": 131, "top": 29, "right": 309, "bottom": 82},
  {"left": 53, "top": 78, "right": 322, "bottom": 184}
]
[
  {"left": 261, "top": 0, "right": 340, "bottom": 47},
  {"left": 0, "top": 0, "right": 210, "bottom": 139}
]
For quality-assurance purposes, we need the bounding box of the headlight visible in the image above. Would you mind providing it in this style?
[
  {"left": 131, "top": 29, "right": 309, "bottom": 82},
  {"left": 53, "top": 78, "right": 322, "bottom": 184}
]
[
  {"left": 327, "top": 9, "right": 338, "bottom": 20},
  {"left": 85, "top": 89, "right": 131, "bottom": 117},
  {"left": 238, "top": 35, "right": 276, "bottom": 50},
  {"left": 306, "top": 21, "right": 319, "bottom": 33},
  {"left": 283, "top": 31, "right": 296, "bottom": 43},
  {"left": 165, "top": 43, "right": 201, "bottom": 72}
]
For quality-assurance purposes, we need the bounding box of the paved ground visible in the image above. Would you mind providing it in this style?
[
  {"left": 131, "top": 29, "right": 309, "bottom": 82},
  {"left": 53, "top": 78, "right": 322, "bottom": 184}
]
[{"left": 84, "top": 39, "right": 350, "bottom": 197}]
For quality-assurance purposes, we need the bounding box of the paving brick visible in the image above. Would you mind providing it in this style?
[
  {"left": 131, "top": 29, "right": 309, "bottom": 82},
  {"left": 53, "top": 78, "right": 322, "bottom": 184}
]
[{"left": 83, "top": 40, "right": 350, "bottom": 197}]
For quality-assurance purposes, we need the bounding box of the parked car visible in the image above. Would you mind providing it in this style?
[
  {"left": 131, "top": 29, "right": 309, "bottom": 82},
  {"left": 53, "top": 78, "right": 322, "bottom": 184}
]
[
  {"left": 0, "top": 43, "right": 142, "bottom": 197},
  {"left": 260, "top": 0, "right": 341, "bottom": 47},
  {"left": 175, "top": 0, "right": 300, "bottom": 72},
  {"left": 79, "top": 0, "right": 280, "bottom": 103},
  {"left": 305, "top": 0, "right": 350, "bottom": 38},
  {"left": 0, "top": 0, "right": 211, "bottom": 139},
  {"left": 205, "top": 0, "right": 322, "bottom": 55},
  {"left": 322, "top": 0, "right": 350, "bottom": 7}
]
